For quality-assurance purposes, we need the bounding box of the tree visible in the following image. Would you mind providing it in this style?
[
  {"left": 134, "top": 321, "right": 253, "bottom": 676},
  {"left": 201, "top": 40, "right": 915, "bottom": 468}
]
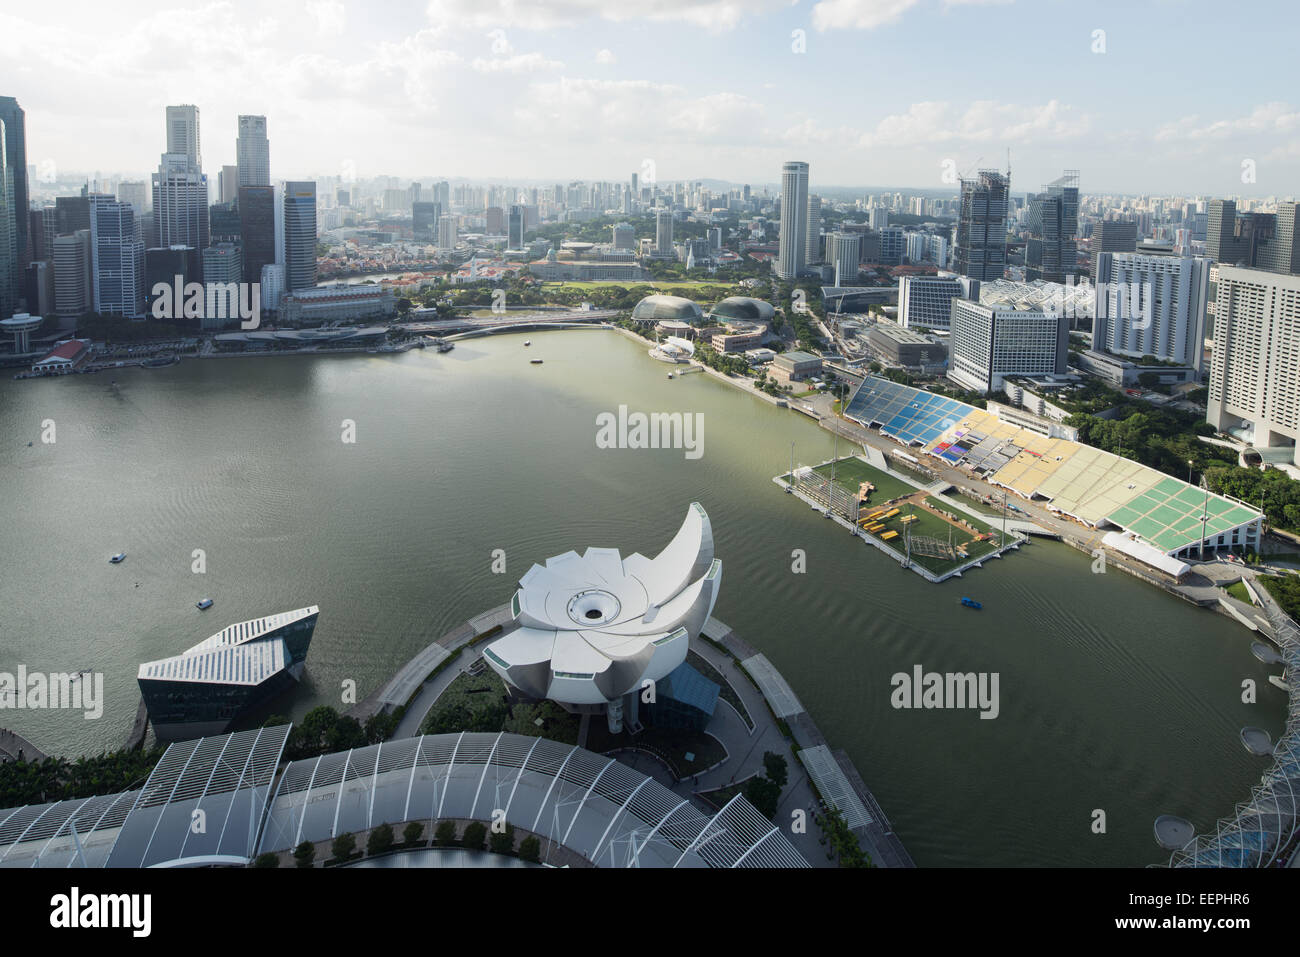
[
  {"left": 402, "top": 821, "right": 424, "bottom": 846},
  {"left": 518, "top": 835, "right": 542, "bottom": 863},
  {"left": 367, "top": 823, "right": 394, "bottom": 856},
  {"left": 489, "top": 822, "right": 516, "bottom": 855},
  {"left": 743, "top": 775, "right": 781, "bottom": 819},
  {"left": 293, "top": 840, "right": 315, "bottom": 868},
  {"left": 762, "top": 751, "right": 789, "bottom": 789},
  {"left": 252, "top": 852, "right": 280, "bottom": 868},
  {"left": 331, "top": 832, "right": 356, "bottom": 862},
  {"left": 1137, "top": 371, "right": 1160, "bottom": 390},
  {"left": 435, "top": 820, "right": 457, "bottom": 846},
  {"left": 461, "top": 821, "right": 487, "bottom": 850}
]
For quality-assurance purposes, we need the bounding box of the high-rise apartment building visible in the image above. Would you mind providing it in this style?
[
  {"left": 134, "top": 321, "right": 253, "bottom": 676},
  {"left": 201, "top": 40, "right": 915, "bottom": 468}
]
[
  {"left": 412, "top": 201, "right": 439, "bottom": 241},
  {"left": 236, "top": 115, "right": 270, "bottom": 187},
  {"left": 282, "top": 182, "right": 317, "bottom": 292},
  {"left": 1207, "top": 267, "right": 1300, "bottom": 466},
  {"left": 775, "top": 161, "right": 809, "bottom": 280},
  {"left": 954, "top": 171, "right": 1009, "bottom": 281},
  {"left": 1094, "top": 252, "right": 1210, "bottom": 371}
]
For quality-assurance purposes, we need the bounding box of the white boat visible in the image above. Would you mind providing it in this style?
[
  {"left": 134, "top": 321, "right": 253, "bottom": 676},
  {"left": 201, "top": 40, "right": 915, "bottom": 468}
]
[
  {"left": 109, "top": 553, "right": 126, "bottom": 564},
  {"left": 524, "top": 340, "right": 532, "bottom": 346},
  {"left": 667, "top": 372, "right": 674, "bottom": 379},
  {"left": 196, "top": 598, "right": 214, "bottom": 610}
]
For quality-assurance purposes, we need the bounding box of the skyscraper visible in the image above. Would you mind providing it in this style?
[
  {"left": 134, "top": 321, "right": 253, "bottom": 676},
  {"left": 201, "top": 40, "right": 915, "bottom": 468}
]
[
  {"left": 655, "top": 207, "right": 673, "bottom": 256},
  {"left": 218, "top": 166, "right": 238, "bottom": 205},
  {"left": 0, "top": 116, "right": 16, "bottom": 317},
  {"left": 954, "top": 170, "right": 1009, "bottom": 281},
  {"left": 1094, "top": 252, "right": 1210, "bottom": 371},
  {"left": 53, "top": 229, "right": 91, "bottom": 318},
  {"left": 1090, "top": 220, "right": 1137, "bottom": 278},
  {"left": 805, "top": 193, "right": 821, "bottom": 265},
  {"left": 412, "top": 201, "right": 439, "bottom": 241},
  {"left": 1207, "top": 267, "right": 1300, "bottom": 466},
  {"left": 282, "top": 182, "right": 317, "bottom": 292},
  {"left": 1207, "top": 199, "right": 1278, "bottom": 269},
  {"left": 508, "top": 204, "right": 524, "bottom": 249},
  {"left": 825, "top": 231, "right": 860, "bottom": 286},
  {"left": 1024, "top": 171, "right": 1079, "bottom": 283},
  {"left": 437, "top": 214, "right": 457, "bottom": 251},
  {"left": 154, "top": 107, "right": 209, "bottom": 263},
  {"left": 775, "top": 161, "right": 809, "bottom": 280},
  {"left": 1254, "top": 202, "right": 1300, "bottom": 275},
  {"left": 0, "top": 97, "right": 29, "bottom": 270},
  {"left": 165, "top": 105, "right": 201, "bottom": 169},
  {"left": 238, "top": 185, "right": 275, "bottom": 285},
  {"left": 89, "top": 194, "right": 146, "bottom": 319},
  {"left": 236, "top": 115, "right": 270, "bottom": 187}
]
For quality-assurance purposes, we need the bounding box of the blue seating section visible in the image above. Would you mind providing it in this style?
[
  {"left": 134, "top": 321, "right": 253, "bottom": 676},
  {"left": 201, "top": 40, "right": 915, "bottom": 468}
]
[{"left": 843, "top": 377, "right": 975, "bottom": 447}]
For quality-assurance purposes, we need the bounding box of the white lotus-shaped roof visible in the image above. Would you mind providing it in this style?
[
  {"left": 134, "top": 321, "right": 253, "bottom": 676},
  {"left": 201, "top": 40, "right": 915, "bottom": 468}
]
[{"left": 484, "top": 503, "right": 722, "bottom": 706}]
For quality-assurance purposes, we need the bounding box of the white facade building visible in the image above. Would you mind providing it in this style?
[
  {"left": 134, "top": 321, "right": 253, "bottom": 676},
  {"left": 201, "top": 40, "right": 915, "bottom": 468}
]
[
  {"left": 775, "top": 161, "right": 809, "bottom": 279},
  {"left": 1207, "top": 267, "right": 1300, "bottom": 465},
  {"left": 947, "top": 299, "right": 1068, "bottom": 392},
  {"left": 236, "top": 115, "right": 270, "bottom": 187},
  {"left": 1094, "top": 252, "right": 1210, "bottom": 371}
]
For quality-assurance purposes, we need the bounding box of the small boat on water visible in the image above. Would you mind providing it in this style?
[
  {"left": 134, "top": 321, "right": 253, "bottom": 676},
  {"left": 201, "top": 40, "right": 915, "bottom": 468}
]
[
  {"left": 667, "top": 372, "right": 674, "bottom": 379},
  {"left": 109, "top": 553, "right": 126, "bottom": 564},
  {"left": 196, "top": 598, "right": 214, "bottom": 610},
  {"left": 530, "top": 358, "right": 543, "bottom": 365},
  {"left": 524, "top": 340, "right": 532, "bottom": 346},
  {"left": 960, "top": 597, "right": 982, "bottom": 610}
]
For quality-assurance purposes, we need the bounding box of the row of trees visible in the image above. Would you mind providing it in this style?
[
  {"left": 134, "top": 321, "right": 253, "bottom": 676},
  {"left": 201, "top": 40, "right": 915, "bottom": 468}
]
[
  {"left": 0, "top": 746, "right": 166, "bottom": 807},
  {"left": 255, "top": 819, "right": 542, "bottom": 867},
  {"left": 265, "top": 705, "right": 405, "bottom": 762}
]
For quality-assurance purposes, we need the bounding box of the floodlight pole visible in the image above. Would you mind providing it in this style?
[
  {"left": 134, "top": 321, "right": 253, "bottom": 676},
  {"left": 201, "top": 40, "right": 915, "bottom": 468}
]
[{"left": 1200, "top": 477, "right": 1209, "bottom": 561}]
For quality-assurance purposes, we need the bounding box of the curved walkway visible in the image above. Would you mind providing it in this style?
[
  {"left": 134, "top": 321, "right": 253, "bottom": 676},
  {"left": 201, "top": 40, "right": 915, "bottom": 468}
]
[{"left": 1167, "top": 568, "right": 1300, "bottom": 867}]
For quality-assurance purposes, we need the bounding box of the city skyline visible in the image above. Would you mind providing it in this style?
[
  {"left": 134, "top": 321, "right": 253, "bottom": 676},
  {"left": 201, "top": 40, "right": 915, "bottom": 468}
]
[{"left": 2, "top": 0, "right": 1298, "bottom": 195}]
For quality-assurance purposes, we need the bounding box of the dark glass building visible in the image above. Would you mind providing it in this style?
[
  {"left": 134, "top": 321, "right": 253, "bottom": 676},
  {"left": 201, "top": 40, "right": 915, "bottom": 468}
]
[{"left": 238, "top": 185, "right": 275, "bottom": 285}]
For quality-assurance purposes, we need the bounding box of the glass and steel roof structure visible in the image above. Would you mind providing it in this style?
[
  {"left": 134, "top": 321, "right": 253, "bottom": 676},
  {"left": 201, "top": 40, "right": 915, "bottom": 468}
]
[
  {"left": 0, "top": 727, "right": 805, "bottom": 868},
  {"left": 258, "top": 731, "right": 809, "bottom": 868},
  {"left": 0, "top": 725, "right": 289, "bottom": 868}
]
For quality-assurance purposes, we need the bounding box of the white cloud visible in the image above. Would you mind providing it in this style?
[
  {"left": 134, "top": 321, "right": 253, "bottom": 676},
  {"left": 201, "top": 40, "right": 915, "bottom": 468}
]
[
  {"left": 1155, "top": 102, "right": 1300, "bottom": 143},
  {"left": 426, "top": 0, "right": 781, "bottom": 31},
  {"left": 595, "top": 48, "right": 617, "bottom": 65},
  {"left": 861, "top": 99, "right": 1090, "bottom": 148},
  {"left": 472, "top": 53, "right": 565, "bottom": 73},
  {"left": 811, "top": 0, "right": 1014, "bottom": 31},
  {"left": 306, "top": 0, "right": 346, "bottom": 36}
]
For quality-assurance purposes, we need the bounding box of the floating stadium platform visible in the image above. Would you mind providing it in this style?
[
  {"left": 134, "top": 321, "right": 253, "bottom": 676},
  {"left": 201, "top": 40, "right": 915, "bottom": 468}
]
[{"left": 843, "top": 377, "right": 1262, "bottom": 561}]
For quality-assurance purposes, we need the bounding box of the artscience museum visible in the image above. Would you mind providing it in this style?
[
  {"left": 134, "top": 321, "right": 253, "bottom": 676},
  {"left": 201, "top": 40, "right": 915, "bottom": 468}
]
[{"left": 484, "top": 503, "right": 722, "bottom": 733}]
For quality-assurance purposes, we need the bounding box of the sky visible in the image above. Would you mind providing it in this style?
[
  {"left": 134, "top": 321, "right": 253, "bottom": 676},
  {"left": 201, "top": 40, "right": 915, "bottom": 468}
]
[{"left": 3, "top": 0, "right": 1299, "bottom": 196}]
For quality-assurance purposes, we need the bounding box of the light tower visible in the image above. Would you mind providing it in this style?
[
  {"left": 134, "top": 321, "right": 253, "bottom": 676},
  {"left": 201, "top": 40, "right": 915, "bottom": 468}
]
[{"left": 2, "top": 312, "right": 41, "bottom": 354}]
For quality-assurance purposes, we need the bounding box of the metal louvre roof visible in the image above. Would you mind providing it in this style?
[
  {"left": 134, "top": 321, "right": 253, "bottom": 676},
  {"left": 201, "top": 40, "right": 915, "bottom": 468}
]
[
  {"left": 798, "top": 745, "right": 873, "bottom": 830},
  {"left": 191, "top": 606, "right": 319, "bottom": 652},
  {"left": 258, "top": 731, "right": 808, "bottom": 868},
  {"left": 138, "top": 637, "right": 287, "bottom": 686},
  {"left": 0, "top": 725, "right": 290, "bottom": 868}
]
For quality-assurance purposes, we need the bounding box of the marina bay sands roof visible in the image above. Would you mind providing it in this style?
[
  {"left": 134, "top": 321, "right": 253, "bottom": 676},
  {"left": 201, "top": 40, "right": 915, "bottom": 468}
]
[
  {"left": 0, "top": 728, "right": 807, "bottom": 869},
  {"left": 485, "top": 503, "right": 722, "bottom": 706}
]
